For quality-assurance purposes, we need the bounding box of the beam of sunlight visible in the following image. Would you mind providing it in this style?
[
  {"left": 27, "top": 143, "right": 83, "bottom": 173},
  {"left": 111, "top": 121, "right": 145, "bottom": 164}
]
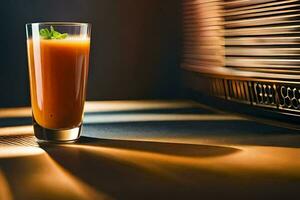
[
  {"left": 66, "top": 144, "right": 181, "bottom": 179},
  {"left": 220, "top": 146, "right": 300, "bottom": 177},
  {"left": 36, "top": 154, "right": 112, "bottom": 200},
  {"left": 84, "top": 100, "right": 210, "bottom": 113},
  {"left": 64, "top": 143, "right": 239, "bottom": 183},
  {"left": 0, "top": 147, "right": 111, "bottom": 199},
  {"left": 83, "top": 113, "right": 246, "bottom": 124},
  {"left": 66, "top": 143, "right": 300, "bottom": 182},
  {"left": 0, "top": 125, "right": 33, "bottom": 136},
  {"left": 0, "top": 146, "right": 43, "bottom": 158},
  {"left": 0, "top": 100, "right": 216, "bottom": 119},
  {"left": 0, "top": 107, "right": 31, "bottom": 118}
]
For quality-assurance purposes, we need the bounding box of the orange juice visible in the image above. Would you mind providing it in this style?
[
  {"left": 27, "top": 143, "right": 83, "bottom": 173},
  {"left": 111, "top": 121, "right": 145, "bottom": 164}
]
[{"left": 27, "top": 38, "right": 90, "bottom": 129}]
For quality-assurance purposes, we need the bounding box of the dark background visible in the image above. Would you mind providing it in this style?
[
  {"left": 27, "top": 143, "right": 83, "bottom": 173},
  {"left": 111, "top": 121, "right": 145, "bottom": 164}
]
[{"left": 0, "top": 0, "right": 182, "bottom": 107}]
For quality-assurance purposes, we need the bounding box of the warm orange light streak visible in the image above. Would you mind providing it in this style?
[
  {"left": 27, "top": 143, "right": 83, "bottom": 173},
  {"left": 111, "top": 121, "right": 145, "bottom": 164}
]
[
  {"left": 84, "top": 100, "right": 210, "bottom": 113},
  {"left": 0, "top": 146, "right": 43, "bottom": 158},
  {"left": 0, "top": 107, "right": 31, "bottom": 118},
  {"left": 0, "top": 147, "right": 111, "bottom": 199},
  {"left": 221, "top": 146, "right": 300, "bottom": 177},
  {"left": 66, "top": 143, "right": 300, "bottom": 181},
  {"left": 0, "top": 100, "right": 219, "bottom": 119},
  {"left": 0, "top": 125, "right": 33, "bottom": 136},
  {"left": 30, "top": 154, "right": 112, "bottom": 200}
]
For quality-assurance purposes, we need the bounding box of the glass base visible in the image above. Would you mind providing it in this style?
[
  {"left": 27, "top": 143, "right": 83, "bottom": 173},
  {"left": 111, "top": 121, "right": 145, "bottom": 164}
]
[{"left": 33, "top": 121, "right": 82, "bottom": 143}]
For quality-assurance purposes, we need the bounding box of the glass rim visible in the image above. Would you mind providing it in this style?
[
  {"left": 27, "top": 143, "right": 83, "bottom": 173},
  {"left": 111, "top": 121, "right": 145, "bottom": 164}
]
[{"left": 26, "top": 22, "right": 91, "bottom": 27}]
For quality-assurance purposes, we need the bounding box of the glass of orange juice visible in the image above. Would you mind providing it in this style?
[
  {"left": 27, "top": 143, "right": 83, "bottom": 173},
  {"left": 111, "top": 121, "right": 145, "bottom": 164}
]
[{"left": 26, "top": 22, "right": 91, "bottom": 142}]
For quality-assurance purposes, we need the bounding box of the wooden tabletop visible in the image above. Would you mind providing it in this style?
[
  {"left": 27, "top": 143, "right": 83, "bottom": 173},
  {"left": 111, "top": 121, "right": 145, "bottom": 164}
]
[{"left": 0, "top": 100, "right": 299, "bottom": 200}]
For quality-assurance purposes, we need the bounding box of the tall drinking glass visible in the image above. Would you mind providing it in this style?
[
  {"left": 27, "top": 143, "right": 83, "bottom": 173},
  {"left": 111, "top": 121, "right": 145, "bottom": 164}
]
[{"left": 26, "top": 22, "right": 91, "bottom": 142}]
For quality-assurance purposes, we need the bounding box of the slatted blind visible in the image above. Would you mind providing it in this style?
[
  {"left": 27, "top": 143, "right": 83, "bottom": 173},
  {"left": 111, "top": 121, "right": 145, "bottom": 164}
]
[
  {"left": 182, "top": 0, "right": 300, "bottom": 117},
  {"left": 182, "top": 0, "right": 300, "bottom": 76},
  {"left": 182, "top": 0, "right": 225, "bottom": 73}
]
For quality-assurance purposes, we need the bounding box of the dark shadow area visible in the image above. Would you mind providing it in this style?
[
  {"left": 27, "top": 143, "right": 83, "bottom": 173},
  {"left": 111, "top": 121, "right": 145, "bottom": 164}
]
[
  {"left": 73, "top": 136, "right": 240, "bottom": 158},
  {"left": 0, "top": 117, "right": 32, "bottom": 127},
  {"left": 82, "top": 120, "right": 300, "bottom": 148}
]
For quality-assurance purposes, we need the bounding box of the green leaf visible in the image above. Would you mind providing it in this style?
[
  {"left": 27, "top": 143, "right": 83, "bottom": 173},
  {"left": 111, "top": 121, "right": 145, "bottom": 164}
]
[
  {"left": 39, "top": 26, "right": 68, "bottom": 39},
  {"left": 39, "top": 28, "right": 50, "bottom": 39},
  {"left": 57, "top": 33, "right": 68, "bottom": 39}
]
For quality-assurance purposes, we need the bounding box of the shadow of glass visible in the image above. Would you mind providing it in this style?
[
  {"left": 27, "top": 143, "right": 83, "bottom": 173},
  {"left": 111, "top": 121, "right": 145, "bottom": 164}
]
[
  {"left": 0, "top": 135, "right": 298, "bottom": 200},
  {"left": 0, "top": 135, "right": 238, "bottom": 200},
  {"left": 75, "top": 136, "right": 240, "bottom": 158},
  {"left": 38, "top": 137, "right": 242, "bottom": 199},
  {"left": 40, "top": 137, "right": 300, "bottom": 200}
]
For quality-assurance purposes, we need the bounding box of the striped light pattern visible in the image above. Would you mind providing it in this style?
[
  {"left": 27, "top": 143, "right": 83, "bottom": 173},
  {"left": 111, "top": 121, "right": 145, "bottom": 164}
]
[{"left": 182, "top": 0, "right": 300, "bottom": 77}]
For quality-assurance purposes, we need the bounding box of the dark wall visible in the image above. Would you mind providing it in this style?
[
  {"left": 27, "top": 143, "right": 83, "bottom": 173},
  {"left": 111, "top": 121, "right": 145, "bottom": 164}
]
[{"left": 0, "top": 0, "right": 181, "bottom": 107}]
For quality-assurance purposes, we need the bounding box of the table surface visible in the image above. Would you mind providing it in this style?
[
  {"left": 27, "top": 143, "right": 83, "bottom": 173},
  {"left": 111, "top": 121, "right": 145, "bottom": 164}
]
[{"left": 0, "top": 100, "right": 299, "bottom": 200}]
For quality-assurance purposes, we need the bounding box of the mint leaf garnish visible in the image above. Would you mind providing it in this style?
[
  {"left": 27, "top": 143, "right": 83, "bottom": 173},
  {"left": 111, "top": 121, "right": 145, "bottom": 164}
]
[
  {"left": 39, "top": 26, "right": 68, "bottom": 39},
  {"left": 39, "top": 28, "right": 50, "bottom": 38}
]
